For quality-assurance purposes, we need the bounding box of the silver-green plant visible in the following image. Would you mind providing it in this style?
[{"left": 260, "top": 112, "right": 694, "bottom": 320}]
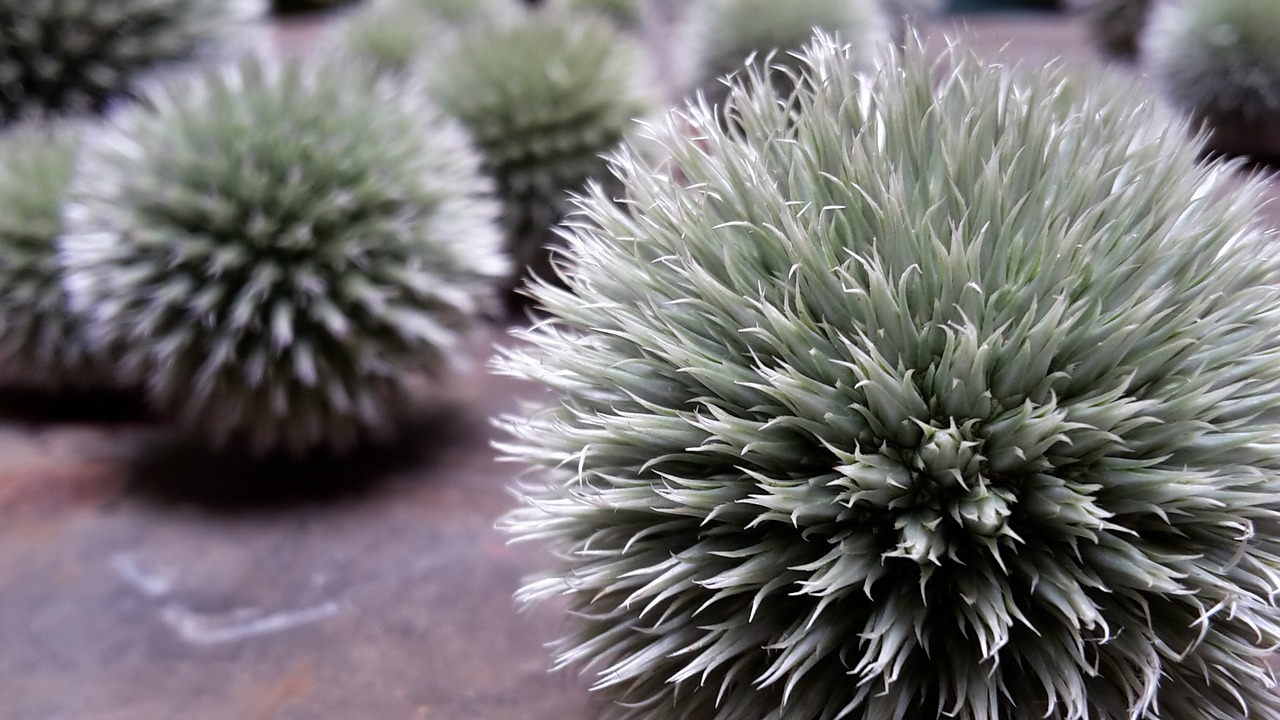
[
  {"left": 500, "top": 34, "right": 1280, "bottom": 720},
  {"left": 685, "top": 0, "right": 887, "bottom": 104},
  {"left": 428, "top": 11, "right": 651, "bottom": 297},
  {"left": 0, "top": 124, "right": 106, "bottom": 390},
  {"left": 1146, "top": 0, "right": 1280, "bottom": 142},
  {"left": 0, "top": 0, "right": 262, "bottom": 126},
  {"left": 60, "top": 55, "right": 507, "bottom": 454}
]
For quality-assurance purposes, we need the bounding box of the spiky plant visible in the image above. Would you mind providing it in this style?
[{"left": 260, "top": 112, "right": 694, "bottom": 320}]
[
  {"left": 429, "top": 11, "right": 650, "bottom": 298},
  {"left": 0, "top": 0, "right": 261, "bottom": 126},
  {"left": 0, "top": 123, "right": 108, "bottom": 390},
  {"left": 686, "top": 0, "right": 887, "bottom": 104},
  {"left": 60, "top": 56, "right": 506, "bottom": 454},
  {"left": 1146, "top": 0, "right": 1280, "bottom": 155},
  {"left": 338, "top": 0, "right": 515, "bottom": 75},
  {"left": 500, "top": 34, "right": 1280, "bottom": 720}
]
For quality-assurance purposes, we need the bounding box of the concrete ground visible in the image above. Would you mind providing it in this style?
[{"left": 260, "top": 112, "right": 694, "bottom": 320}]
[{"left": 4, "top": 9, "right": 1280, "bottom": 720}]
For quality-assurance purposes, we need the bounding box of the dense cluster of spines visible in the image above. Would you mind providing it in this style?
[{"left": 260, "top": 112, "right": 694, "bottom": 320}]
[
  {"left": 60, "top": 55, "right": 506, "bottom": 454},
  {"left": 501, "top": 36, "right": 1280, "bottom": 720},
  {"left": 0, "top": 0, "right": 259, "bottom": 125}
]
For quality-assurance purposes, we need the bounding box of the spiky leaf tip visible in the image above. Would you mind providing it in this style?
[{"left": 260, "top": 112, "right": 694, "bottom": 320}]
[
  {"left": 499, "top": 33, "right": 1280, "bottom": 720},
  {"left": 429, "top": 10, "right": 652, "bottom": 294},
  {"left": 0, "top": 123, "right": 111, "bottom": 390},
  {"left": 1146, "top": 0, "right": 1280, "bottom": 127},
  {"left": 60, "top": 54, "right": 507, "bottom": 455},
  {"left": 0, "top": 0, "right": 264, "bottom": 126}
]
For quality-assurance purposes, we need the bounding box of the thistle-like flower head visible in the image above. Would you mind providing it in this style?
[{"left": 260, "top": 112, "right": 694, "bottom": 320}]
[
  {"left": 61, "top": 55, "right": 506, "bottom": 454},
  {"left": 500, "top": 35, "right": 1280, "bottom": 720},
  {"left": 0, "top": 0, "right": 262, "bottom": 125},
  {"left": 1146, "top": 0, "right": 1280, "bottom": 125},
  {"left": 0, "top": 123, "right": 106, "bottom": 390},
  {"left": 429, "top": 10, "right": 651, "bottom": 291}
]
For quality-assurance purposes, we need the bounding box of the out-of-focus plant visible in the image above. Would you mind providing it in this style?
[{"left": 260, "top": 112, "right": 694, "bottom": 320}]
[
  {"left": 0, "top": 0, "right": 261, "bottom": 125},
  {"left": 60, "top": 56, "right": 507, "bottom": 454}
]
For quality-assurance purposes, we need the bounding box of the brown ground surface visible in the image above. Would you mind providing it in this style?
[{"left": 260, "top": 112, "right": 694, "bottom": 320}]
[{"left": 5, "top": 9, "right": 1280, "bottom": 720}]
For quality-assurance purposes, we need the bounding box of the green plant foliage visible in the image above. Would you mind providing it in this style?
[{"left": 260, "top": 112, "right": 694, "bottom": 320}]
[
  {"left": 0, "top": 124, "right": 106, "bottom": 390},
  {"left": 0, "top": 0, "right": 261, "bottom": 126},
  {"left": 1146, "top": 0, "right": 1280, "bottom": 126},
  {"left": 60, "top": 56, "right": 507, "bottom": 454},
  {"left": 687, "top": 0, "right": 887, "bottom": 103},
  {"left": 499, "top": 34, "right": 1280, "bottom": 720},
  {"left": 429, "top": 11, "right": 650, "bottom": 295}
]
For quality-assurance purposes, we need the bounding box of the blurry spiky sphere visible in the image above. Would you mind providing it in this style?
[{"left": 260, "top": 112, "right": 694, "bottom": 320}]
[
  {"left": 687, "top": 0, "right": 887, "bottom": 103},
  {"left": 500, "top": 35, "right": 1280, "bottom": 720},
  {"left": 60, "top": 56, "right": 506, "bottom": 454},
  {"left": 429, "top": 11, "right": 650, "bottom": 295},
  {"left": 0, "top": 123, "right": 106, "bottom": 390},
  {"left": 1146, "top": 0, "right": 1280, "bottom": 130},
  {"left": 0, "top": 0, "right": 261, "bottom": 126},
  {"left": 339, "top": 0, "right": 515, "bottom": 75}
]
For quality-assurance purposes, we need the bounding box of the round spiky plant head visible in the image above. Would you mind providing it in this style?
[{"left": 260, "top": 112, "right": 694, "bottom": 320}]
[
  {"left": 1146, "top": 0, "right": 1280, "bottom": 127},
  {"left": 686, "top": 0, "right": 888, "bottom": 103},
  {"left": 429, "top": 10, "right": 651, "bottom": 296},
  {"left": 0, "top": 123, "right": 109, "bottom": 390},
  {"left": 337, "top": 0, "right": 517, "bottom": 75},
  {"left": 500, "top": 34, "right": 1280, "bottom": 720},
  {"left": 60, "top": 55, "right": 507, "bottom": 455},
  {"left": 0, "top": 0, "right": 263, "bottom": 126}
]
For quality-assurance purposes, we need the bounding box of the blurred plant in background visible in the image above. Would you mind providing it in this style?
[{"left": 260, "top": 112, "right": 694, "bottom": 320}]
[
  {"left": 684, "top": 0, "right": 888, "bottom": 107},
  {"left": 337, "top": 0, "right": 516, "bottom": 75},
  {"left": 60, "top": 56, "right": 506, "bottom": 454},
  {"left": 1146, "top": 0, "right": 1280, "bottom": 159},
  {"left": 0, "top": 0, "right": 262, "bottom": 126},
  {"left": 0, "top": 124, "right": 111, "bottom": 391},
  {"left": 428, "top": 9, "right": 652, "bottom": 305}
]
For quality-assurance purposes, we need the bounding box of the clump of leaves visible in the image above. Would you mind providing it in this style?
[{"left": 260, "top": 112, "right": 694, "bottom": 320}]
[
  {"left": 500, "top": 35, "right": 1280, "bottom": 720},
  {"left": 61, "top": 56, "right": 506, "bottom": 454}
]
